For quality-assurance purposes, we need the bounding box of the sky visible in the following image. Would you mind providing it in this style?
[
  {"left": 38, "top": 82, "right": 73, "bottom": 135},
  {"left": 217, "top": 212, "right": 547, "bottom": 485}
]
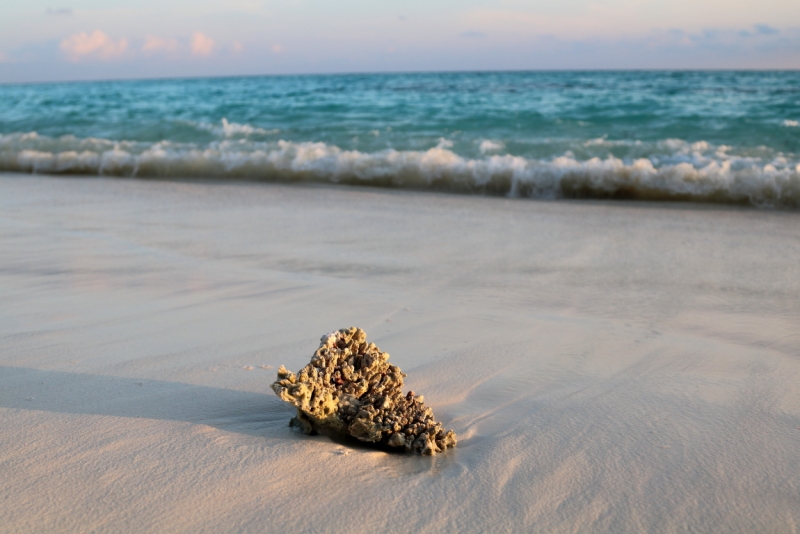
[{"left": 0, "top": 0, "right": 799, "bottom": 83}]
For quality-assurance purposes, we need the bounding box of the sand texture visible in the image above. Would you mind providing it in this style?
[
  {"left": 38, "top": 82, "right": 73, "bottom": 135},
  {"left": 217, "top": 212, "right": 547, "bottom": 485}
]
[{"left": 1, "top": 174, "right": 799, "bottom": 533}]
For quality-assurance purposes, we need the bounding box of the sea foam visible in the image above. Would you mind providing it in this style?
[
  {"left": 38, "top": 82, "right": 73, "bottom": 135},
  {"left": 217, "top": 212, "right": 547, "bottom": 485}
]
[{"left": 2, "top": 132, "right": 798, "bottom": 208}]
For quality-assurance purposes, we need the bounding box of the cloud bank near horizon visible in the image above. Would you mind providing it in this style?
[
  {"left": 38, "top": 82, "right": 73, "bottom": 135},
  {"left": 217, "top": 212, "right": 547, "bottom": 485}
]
[{"left": 0, "top": 0, "right": 798, "bottom": 82}]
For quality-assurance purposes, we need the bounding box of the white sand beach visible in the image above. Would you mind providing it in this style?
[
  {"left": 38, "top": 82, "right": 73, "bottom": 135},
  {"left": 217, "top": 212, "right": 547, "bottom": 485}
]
[{"left": 1, "top": 173, "right": 799, "bottom": 533}]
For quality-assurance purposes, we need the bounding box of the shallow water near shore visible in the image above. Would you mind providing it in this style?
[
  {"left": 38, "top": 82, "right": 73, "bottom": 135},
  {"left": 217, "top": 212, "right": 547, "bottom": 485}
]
[
  {"left": 2, "top": 71, "right": 800, "bottom": 206},
  {"left": 1, "top": 174, "right": 799, "bottom": 532}
]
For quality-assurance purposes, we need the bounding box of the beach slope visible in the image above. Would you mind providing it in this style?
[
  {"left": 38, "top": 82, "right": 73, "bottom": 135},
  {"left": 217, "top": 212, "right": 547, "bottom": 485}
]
[{"left": 1, "top": 174, "right": 799, "bottom": 532}]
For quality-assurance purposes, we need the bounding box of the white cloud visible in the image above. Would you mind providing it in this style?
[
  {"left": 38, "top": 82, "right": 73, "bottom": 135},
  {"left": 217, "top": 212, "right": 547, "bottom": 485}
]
[
  {"left": 191, "top": 32, "right": 214, "bottom": 56},
  {"left": 60, "top": 30, "right": 128, "bottom": 61},
  {"left": 46, "top": 8, "right": 73, "bottom": 16},
  {"left": 142, "top": 35, "right": 179, "bottom": 54}
]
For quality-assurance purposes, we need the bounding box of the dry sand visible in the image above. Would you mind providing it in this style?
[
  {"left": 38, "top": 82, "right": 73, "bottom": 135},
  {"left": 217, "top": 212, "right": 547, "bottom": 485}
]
[{"left": 1, "top": 173, "right": 799, "bottom": 533}]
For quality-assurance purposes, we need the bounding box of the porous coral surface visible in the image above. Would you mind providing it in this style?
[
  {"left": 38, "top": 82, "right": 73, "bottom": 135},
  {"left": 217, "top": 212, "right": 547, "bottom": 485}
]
[{"left": 271, "top": 327, "right": 457, "bottom": 454}]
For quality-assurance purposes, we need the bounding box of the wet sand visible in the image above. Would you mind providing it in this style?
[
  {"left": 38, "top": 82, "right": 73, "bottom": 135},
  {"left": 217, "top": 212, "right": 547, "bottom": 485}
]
[{"left": 1, "top": 173, "right": 799, "bottom": 532}]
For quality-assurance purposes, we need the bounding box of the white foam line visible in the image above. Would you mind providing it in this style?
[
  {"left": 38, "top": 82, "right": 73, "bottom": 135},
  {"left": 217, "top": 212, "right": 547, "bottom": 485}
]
[{"left": 1, "top": 133, "right": 798, "bottom": 207}]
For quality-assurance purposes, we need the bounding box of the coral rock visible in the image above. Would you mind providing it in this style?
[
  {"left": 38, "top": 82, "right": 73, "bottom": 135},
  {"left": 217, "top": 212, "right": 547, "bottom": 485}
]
[{"left": 271, "top": 327, "right": 457, "bottom": 454}]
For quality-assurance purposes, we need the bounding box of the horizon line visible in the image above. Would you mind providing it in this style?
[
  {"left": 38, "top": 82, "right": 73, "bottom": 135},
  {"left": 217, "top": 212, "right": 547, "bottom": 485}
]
[{"left": 2, "top": 67, "right": 799, "bottom": 87}]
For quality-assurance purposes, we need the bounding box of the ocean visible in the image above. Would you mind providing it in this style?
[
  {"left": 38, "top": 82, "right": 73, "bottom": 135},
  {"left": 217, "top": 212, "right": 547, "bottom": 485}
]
[{"left": 1, "top": 71, "right": 799, "bottom": 207}]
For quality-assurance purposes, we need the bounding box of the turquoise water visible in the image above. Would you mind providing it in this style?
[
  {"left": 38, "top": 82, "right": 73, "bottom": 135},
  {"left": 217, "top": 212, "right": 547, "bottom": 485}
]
[{"left": 2, "top": 71, "right": 799, "bottom": 206}]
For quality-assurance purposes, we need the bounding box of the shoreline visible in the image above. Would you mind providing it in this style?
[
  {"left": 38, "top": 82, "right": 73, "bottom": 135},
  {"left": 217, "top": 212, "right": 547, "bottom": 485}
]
[{"left": 1, "top": 170, "right": 789, "bottom": 213}]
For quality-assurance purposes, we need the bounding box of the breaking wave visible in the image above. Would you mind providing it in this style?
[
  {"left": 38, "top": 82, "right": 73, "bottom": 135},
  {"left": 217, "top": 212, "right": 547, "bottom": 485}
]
[
  {"left": 186, "top": 118, "right": 280, "bottom": 138},
  {"left": 2, "top": 132, "right": 799, "bottom": 208}
]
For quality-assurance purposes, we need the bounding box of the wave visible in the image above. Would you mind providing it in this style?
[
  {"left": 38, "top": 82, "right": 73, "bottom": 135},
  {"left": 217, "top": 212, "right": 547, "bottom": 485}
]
[
  {"left": 187, "top": 118, "right": 280, "bottom": 138},
  {"left": 2, "top": 132, "right": 799, "bottom": 208}
]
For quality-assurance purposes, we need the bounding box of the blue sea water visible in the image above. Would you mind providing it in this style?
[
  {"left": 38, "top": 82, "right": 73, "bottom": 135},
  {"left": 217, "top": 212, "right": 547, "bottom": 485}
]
[{"left": 1, "top": 71, "right": 799, "bottom": 207}]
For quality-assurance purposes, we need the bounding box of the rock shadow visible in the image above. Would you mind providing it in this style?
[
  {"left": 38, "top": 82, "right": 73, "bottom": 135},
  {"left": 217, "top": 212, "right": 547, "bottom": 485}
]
[{"left": 0, "top": 365, "right": 295, "bottom": 439}]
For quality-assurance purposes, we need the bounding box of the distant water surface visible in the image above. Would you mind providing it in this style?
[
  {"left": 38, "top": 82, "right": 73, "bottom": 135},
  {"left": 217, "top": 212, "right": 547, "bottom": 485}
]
[{"left": 1, "top": 71, "right": 799, "bottom": 207}]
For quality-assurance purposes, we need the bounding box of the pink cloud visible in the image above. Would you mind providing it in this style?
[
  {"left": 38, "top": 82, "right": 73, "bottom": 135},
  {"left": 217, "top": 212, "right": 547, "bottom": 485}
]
[
  {"left": 191, "top": 32, "right": 214, "bottom": 57},
  {"left": 60, "top": 30, "right": 128, "bottom": 61},
  {"left": 142, "top": 35, "right": 179, "bottom": 54}
]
